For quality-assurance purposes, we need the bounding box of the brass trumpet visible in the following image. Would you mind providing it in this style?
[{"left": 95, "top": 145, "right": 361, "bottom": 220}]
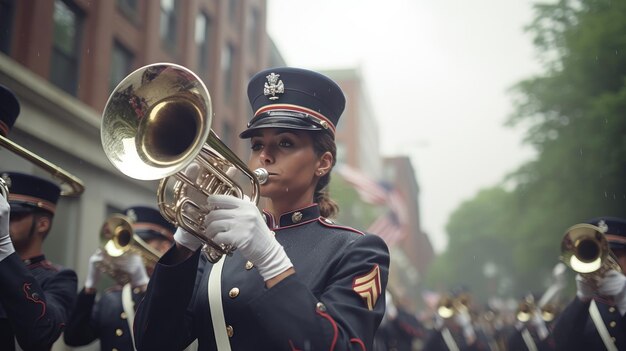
[
  {"left": 99, "top": 214, "right": 161, "bottom": 285},
  {"left": 0, "top": 135, "right": 85, "bottom": 197},
  {"left": 560, "top": 223, "right": 621, "bottom": 286},
  {"left": 101, "top": 63, "right": 267, "bottom": 262},
  {"left": 437, "top": 292, "right": 470, "bottom": 319}
]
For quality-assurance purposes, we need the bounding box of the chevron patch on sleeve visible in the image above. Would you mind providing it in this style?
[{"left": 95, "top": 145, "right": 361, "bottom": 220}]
[{"left": 352, "top": 265, "right": 382, "bottom": 311}]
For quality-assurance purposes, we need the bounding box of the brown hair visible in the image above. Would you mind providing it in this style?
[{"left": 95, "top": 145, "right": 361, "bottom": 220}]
[{"left": 312, "top": 132, "right": 339, "bottom": 218}]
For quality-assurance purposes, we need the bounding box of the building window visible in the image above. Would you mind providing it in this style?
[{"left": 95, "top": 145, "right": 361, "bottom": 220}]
[
  {"left": 116, "top": 0, "right": 138, "bottom": 24},
  {"left": 0, "top": 0, "right": 16, "bottom": 54},
  {"left": 109, "top": 41, "right": 134, "bottom": 93},
  {"left": 50, "top": 0, "right": 83, "bottom": 96},
  {"left": 247, "top": 8, "right": 259, "bottom": 56},
  {"left": 228, "top": 0, "right": 238, "bottom": 22},
  {"left": 160, "top": 0, "right": 177, "bottom": 53},
  {"left": 221, "top": 43, "right": 235, "bottom": 103},
  {"left": 195, "top": 12, "right": 212, "bottom": 75}
]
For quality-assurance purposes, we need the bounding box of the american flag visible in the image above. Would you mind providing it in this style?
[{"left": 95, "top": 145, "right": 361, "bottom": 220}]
[{"left": 336, "top": 165, "right": 408, "bottom": 247}]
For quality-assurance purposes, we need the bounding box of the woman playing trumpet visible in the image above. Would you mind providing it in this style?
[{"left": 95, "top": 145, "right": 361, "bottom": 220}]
[{"left": 133, "top": 67, "right": 390, "bottom": 350}]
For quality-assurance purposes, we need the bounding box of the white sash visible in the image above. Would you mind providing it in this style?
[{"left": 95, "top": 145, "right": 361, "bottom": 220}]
[
  {"left": 441, "top": 327, "right": 460, "bottom": 351},
  {"left": 521, "top": 328, "right": 538, "bottom": 351},
  {"left": 208, "top": 256, "right": 231, "bottom": 350},
  {"left": 121, "top": 283, "right": 137, "bottom": 351},
  {"left": 590, "top": 300, "right": 618, "bottom": 351}
]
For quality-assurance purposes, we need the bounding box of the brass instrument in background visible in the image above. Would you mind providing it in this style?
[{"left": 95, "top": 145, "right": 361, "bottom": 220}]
[
  {"left": 101, "top": 63, "right": 268, "bottom": 263},
  {"left": 0, "top": 135, "right": 85, "bottom": 197},
  {"left": 560, "top": 223, "right": 621, "bottom": 287},
  {"left": 516, "top": 294, "right": 559, "bottom": 323},
  {"left": 99, "top": 214, "right": 161, "bottom": 285},
  {"left": 437, "top": 292, "right": 471, "bottom": 319}
]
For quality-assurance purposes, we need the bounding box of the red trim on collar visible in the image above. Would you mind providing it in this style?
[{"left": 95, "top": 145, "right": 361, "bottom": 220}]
[{"left": 318, "top": 219, "right": 364, "bottom": 235}]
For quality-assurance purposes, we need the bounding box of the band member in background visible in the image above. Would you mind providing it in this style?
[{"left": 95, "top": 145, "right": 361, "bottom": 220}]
[
  {"left": 552, "top": 216, "right": 626, "bottom": 351},
  {"left": 0, "top": 171, "right": 78, "bottom": 350},
  {"left": 64, "top": 206, "right": 174, "bottom": 351},
  {"left": 423, "top": 288, "right": 488, "bottom": 351},
  {"left": 133, "top": 67, "right": 390, "bottom": 350},
  {"left": 506, "top": 293, "right": 555, "bottom": 351}
]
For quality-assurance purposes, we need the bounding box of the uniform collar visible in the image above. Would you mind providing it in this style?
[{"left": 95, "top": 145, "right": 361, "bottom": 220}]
[
  {"left": 23, "top": 254, "right": 46, "bottom": 266},
  {"left": 263, "top": 204, "right": 321, "bottom": 229}
]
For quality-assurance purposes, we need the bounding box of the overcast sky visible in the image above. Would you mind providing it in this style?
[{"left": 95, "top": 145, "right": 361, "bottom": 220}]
[{"left": 267, "top": 0, "right": 542, "bottom": 252}]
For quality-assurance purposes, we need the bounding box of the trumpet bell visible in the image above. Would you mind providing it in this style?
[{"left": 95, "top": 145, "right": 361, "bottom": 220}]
[
  {"left": 101, "top": 63, "right": 264, "bottom": 263},
  {"left": 101, "top": 63, "right": 211, "bottom": 180},
  {"left": 100, "top": 214, "right": 134, "bottom": 257},
  {"left": 561, "top": 223, "right": 608, "bottom": 274}
]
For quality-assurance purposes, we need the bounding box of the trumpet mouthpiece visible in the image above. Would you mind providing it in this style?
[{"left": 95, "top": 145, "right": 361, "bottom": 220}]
[{"left": 254, "top": 168, "right": 269, "bottom": 185}]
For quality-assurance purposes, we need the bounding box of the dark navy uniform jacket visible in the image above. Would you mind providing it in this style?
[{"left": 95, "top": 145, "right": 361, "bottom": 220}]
[
  {"left": 135, "top": 204, "right": 390, "bottom": 350},
  {"left": 552, "top": 297, "right": 626, "bottom": 351},
  {"left": 0, "top": 253, "right": 77, "bottom": 350},
  {"left": 64, "top": 286, "right": 144, "bottom": 351}
]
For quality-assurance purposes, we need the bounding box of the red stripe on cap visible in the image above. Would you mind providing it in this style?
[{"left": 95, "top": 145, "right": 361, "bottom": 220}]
[
  {"left": 254, "top": 104, "right": 336, "bottom": 134},
  {"left": 606, "top": 234, "right": 626, "bottom": 244},
  {"left": 133, "top": 222, "right": 174, "bottom": 240},
  {"left": 0, "top": 121, "right": 8, "bottom": 136},
  {"left": 8, "top": 194, "right": 56, "bottom": 214}
]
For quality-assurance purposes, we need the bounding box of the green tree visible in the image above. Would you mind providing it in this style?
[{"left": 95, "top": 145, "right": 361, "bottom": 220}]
[{"left": 427, "top": 0, "right": 626, "bottom": 302}]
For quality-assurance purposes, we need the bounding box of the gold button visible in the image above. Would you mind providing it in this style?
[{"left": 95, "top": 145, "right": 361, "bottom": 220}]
[
  {"left": 226, "top": 325, "right": 234, "bottom": 337},
  {"left": 133, "top": 287, "right": 141, "bottom": 294},
  {"left": 120, "top": 312, "right": 127, "bottom": 319},
  {"left": 609, "top": 307, "right": 616, "bottom": 313},
  {"left": 113, "top": 348, "right": 118, "bottom": 351},
  {"left": 245, "top": 261, "right": 254, "bottom": 270},
  {"left": 229, "top": 287, "right": 240, "bottom": 298},
  {"left": 291, "top": 212, "right": 303, "bottom": 223},
  {"left": 320, "top": 120, "right": 329, "bottom": 129},
  {"left": 115, "top": 328, "right": 123, "bottom": 336},
  {"left": 316, "top": 302, "right": 327, "bottom": 312},
  {"left": 610, "top": 321, "right": 616, "bottom": 327},
  {"left": 270, "top": 230, "right": 276, "bottom": 237}
]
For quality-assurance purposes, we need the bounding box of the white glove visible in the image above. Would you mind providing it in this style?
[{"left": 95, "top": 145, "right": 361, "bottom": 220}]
[
  {"left": 203, "top": 194, "right": 293, "bottom": 281},
  {"left": 575, "top": 274, "right": 595, "bottom": 301},
  {"left": 454, "top": 311, "right": 476, "bottom": 341},
  {"left": 598, "top": 270, "right": 626, "bottom": 315},
  {"left": 84, "top": 249, "right": 104, "bottom": 290},
  {"left": 115, "top": 253, "right": 149, "bottom": 287},
  {"left": 174, "top": 227, "right": 203, "bottom": 251},
  {"left": 0, "top": 194, "right": 15, "bottom": 262}
]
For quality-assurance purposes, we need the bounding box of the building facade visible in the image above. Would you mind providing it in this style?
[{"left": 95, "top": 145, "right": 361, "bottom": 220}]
[{"left": 1, "top": 0, "right": 276, "bottom": 325}]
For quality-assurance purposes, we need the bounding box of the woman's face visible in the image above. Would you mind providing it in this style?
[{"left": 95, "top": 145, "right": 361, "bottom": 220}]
[{"left": 248, "top": 128, "right": 328, "bottom": 204}]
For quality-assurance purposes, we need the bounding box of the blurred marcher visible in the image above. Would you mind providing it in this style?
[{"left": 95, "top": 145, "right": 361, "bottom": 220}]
[
  {"left": 423, "top": 289, "right": 489, "bottom": 351},
  {"left": 0, "top": 171, "right": 78, "bottom": 350},
  {"left": 376, "top": 291, "right": 425, "bottom": 351},
  {"left": 552, "top": 216, "right": 626, "bottom": 351},
  {"left": 64, "top": 206, "right": 174, "bottom": 351},
  {"left": 505, "top": 293, "right": 555, "bottom": 351}
]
